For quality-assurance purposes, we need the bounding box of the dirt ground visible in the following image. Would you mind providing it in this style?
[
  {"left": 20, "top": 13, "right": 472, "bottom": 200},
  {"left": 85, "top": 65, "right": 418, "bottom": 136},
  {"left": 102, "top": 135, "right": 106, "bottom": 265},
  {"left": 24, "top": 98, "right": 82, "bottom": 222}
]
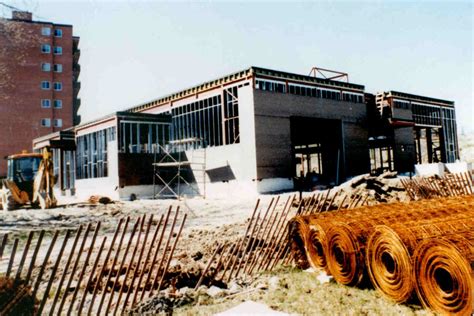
[{"left": 0, "top": 173, "right": 428, "bottom": 315}]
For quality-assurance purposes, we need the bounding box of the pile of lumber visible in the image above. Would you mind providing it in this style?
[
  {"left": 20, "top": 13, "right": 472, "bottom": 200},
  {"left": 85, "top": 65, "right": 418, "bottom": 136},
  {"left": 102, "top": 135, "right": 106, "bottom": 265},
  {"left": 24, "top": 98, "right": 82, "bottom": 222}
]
[{"left": 338, "top": 172, "right": 407, "bottom": 205}]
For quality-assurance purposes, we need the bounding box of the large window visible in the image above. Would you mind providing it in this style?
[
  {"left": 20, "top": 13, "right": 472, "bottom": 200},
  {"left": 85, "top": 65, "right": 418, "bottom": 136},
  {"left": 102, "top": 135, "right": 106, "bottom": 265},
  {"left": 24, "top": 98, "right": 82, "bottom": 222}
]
[
  {"left": 441, "top": 108, "right": 458, "bottom": 163},
  {"left": 171, "top": 95, "right": 224, "bottom": 149},
  {"left": 393, "top": 100, "right": 410, "bottom": 110},
  {"left": 223, "top": 86, "right": 240, "bottom": 144},
  {"left": 119, "top": 121, "right": 170, "bottom": 154},
  {"left": 412, "top": 103, "right": 442, "bottom": 126},
  {"left": 76, "top": 127, "right": 115, "bottom": 179}
]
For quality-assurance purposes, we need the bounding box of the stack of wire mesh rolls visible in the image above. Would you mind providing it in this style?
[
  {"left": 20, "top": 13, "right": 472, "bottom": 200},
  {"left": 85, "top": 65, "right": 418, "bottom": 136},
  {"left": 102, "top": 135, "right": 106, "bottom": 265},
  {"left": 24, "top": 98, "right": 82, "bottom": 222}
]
[{"left": 289, "top": 195, "right": 474, "bottom": 315}]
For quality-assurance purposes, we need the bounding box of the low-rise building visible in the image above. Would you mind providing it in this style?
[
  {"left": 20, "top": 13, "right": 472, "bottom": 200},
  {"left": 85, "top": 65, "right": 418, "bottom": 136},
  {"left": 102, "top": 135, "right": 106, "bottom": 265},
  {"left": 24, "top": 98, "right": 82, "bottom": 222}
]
[{"left": 33, "top": 66, "right": 459, "bottom": 200}]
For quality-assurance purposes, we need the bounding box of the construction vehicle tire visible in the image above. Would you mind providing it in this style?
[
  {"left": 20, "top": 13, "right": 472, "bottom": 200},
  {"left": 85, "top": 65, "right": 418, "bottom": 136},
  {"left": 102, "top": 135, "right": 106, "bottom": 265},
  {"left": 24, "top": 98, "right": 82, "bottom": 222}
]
[{"left": 1, "top": 190, "right": 17, "bottom": 211}]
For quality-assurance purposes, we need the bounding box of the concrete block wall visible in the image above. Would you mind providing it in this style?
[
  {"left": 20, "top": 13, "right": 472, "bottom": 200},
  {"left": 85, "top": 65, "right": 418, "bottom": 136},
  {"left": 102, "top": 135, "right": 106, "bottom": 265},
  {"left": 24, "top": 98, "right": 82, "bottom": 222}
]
[{"left": 252, "top": 90, "right": 369, "bottom": 183}]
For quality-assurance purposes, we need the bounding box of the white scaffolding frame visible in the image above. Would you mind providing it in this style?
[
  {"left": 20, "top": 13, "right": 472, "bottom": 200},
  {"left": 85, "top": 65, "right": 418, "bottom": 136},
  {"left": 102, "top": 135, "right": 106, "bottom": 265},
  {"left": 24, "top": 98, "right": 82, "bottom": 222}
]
[{"left": 153, "top": 137, "right": 206, "bottom": 199}]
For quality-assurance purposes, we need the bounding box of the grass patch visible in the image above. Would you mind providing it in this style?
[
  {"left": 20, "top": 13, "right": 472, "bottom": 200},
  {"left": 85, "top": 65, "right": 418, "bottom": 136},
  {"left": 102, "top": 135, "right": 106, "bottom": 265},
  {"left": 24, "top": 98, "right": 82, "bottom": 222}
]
[{"left": 175, "top": 267, "right": 432, "bottom": 316}]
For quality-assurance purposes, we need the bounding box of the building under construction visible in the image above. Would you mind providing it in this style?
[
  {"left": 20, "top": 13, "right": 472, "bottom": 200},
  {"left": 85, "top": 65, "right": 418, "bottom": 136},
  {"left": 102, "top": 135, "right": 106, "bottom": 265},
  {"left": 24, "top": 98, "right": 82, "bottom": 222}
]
[{"left": 33, "top": 66, "right": 459, "bottom": 199}]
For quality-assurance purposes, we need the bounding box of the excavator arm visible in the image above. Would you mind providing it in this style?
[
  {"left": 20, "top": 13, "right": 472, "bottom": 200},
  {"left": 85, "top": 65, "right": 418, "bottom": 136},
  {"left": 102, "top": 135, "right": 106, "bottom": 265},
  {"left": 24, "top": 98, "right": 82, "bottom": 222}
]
[{"left": 32, "top": 149, "right": 57, "bottom": 209}]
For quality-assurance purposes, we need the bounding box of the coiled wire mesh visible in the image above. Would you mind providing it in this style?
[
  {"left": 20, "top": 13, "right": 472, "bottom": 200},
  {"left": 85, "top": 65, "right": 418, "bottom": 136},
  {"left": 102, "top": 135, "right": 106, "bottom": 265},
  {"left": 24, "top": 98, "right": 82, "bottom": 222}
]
[
  {"left": 414, "top": 231, "right": 474, "bottom": 316},
  {"left": 366, "top": 213, "right": 474, "bottom": 303},
  {"left": 289, "top": 195, "right": 474, "bottom": 313}
]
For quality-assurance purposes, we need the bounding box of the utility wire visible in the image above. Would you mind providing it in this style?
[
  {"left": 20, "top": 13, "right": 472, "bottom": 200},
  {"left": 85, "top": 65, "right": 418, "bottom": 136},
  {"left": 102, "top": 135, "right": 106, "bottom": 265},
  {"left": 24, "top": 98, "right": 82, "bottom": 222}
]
[
  {"left": 0, "top": 1, "right": 21, "bottom": 11},
  {"left": 0, "top": 1, "right": 50, "bottom": 22}
]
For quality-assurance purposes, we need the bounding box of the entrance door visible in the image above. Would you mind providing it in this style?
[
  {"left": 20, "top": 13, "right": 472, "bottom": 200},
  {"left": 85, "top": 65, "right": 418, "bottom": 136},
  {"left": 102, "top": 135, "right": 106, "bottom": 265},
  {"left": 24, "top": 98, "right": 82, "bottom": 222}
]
[{"left": 290, "top": 117, "right": 342, "bottom": 186}]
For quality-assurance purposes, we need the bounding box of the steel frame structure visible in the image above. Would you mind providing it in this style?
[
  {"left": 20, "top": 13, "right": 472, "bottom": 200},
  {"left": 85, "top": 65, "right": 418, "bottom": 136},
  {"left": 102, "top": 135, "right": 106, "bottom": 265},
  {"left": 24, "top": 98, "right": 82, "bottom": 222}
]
[{"left": 152, "top": 137, "right": 206, "bottom": 199}]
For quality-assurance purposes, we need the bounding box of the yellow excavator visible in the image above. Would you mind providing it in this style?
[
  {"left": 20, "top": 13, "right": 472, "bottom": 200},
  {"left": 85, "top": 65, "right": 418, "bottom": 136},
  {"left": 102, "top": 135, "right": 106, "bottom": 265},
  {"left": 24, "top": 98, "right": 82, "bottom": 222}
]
[{"left": 0, "top": 148, "right": 57, "bottom": 211}]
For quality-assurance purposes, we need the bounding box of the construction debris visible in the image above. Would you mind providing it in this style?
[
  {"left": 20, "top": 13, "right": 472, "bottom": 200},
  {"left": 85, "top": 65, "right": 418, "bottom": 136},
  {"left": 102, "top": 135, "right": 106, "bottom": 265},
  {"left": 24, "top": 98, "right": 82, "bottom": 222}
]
[
  {"left": 88, "top": 195, "right": 113, "bottom": 205},
  {"left": 336, "top": 171, "right": 407, "bottom": 205}
]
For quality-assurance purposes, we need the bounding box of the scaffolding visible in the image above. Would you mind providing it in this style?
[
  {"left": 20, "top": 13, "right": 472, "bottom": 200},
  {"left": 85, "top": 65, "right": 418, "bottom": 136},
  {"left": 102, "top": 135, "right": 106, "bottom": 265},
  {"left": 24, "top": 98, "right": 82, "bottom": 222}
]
[{"left": 153, "top": 137, "right": 206, "bottom": 199}]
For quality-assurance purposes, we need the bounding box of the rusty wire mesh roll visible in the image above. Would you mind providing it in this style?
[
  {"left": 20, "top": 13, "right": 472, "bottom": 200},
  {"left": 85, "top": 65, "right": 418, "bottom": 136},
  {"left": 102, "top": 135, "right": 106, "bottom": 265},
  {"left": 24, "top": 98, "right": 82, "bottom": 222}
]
[
  {"left": 306, "top": 221, "right": 331, "bottom": 271},
  {"left": 366, "top": 225, "right": 416, "bottom": 302},
  {"left": 325, "top": 221, "right": 367, "bottom": 286},
  {"left": 366, "top": 214, "right": 474, "bottom": 303},
  {"left": 414, "top": 232, "right": 474, "bottom": 316},
  {"left": 324, "top": 205, "right": 473, "bottom": 287},
  {"left": 288, "top": 216, "right": 311, "bottom": 269}
]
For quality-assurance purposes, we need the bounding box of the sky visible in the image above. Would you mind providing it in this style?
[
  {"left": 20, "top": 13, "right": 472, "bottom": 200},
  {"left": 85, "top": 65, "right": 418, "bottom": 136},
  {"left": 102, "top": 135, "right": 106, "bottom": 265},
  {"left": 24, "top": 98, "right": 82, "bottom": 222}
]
[{"left": 2, "top": 0, "right": 473, "bottom": 133}]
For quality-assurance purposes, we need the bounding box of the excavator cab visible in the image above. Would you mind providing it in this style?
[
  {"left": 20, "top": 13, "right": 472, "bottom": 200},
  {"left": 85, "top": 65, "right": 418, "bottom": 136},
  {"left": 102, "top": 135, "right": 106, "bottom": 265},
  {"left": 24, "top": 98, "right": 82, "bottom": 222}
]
[
  {"left": 1, "top": 149, "right": 56, "bottom": 211},
  {"left": 7, "top": 153, "right": 43, "bottom": 200}
]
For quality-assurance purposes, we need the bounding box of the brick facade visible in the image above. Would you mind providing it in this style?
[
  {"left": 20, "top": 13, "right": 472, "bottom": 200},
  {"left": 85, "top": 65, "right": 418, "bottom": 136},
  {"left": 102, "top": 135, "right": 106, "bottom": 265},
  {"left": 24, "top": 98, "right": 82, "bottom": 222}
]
[{"left": 0, "top": 12, "right": 79, "bottom": 176}]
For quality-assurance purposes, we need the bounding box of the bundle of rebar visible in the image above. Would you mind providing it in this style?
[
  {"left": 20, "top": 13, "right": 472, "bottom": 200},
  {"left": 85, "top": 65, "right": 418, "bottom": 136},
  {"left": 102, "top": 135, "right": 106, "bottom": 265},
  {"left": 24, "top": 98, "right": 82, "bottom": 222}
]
[{"left": 288, "top": 195, "right": 474, "bottom": 314}]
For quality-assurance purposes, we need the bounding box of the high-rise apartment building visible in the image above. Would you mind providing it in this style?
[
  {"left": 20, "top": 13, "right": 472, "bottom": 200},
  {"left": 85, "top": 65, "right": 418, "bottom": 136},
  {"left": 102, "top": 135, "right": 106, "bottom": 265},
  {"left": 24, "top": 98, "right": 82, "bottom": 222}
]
[{"left": 0, "top": 11, "right": 80, "bottom": 176}]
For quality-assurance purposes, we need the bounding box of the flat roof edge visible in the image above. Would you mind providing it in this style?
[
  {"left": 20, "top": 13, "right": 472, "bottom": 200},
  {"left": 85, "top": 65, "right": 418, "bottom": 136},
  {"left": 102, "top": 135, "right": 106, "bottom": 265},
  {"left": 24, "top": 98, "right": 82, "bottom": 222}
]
[{"left": 388, "top": 90, "right": 454, "bottom": 106}]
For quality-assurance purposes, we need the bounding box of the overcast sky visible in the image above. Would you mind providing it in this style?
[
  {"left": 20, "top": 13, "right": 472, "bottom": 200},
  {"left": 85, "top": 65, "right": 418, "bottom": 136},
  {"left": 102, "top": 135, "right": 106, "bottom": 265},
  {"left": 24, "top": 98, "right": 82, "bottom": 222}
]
[{"left": 3, "top": 0, "right": 473, "bottom": 133}]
